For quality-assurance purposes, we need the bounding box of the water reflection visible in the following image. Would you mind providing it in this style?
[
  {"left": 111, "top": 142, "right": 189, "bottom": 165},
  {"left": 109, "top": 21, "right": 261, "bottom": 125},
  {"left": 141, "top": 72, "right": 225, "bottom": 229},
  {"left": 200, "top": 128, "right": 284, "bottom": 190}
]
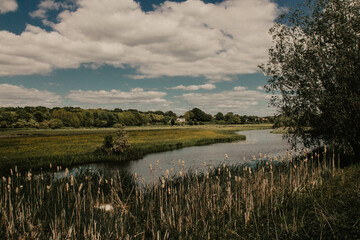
[{"left": 70, "top": 129, "right": 297, "bottom": 181}]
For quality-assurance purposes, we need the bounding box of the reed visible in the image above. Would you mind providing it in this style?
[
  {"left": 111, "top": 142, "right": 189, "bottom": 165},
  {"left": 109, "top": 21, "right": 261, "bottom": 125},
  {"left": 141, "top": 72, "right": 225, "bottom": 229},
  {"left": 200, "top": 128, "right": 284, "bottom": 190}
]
[{"left": 1, "top": 148, "right": 358, "bottom": 239}]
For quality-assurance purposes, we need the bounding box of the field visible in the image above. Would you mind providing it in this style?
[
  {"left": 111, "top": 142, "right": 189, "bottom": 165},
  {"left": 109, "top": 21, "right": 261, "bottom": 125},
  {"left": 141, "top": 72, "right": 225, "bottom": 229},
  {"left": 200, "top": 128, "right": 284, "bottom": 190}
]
[
  {"left": 1, "top": 148, "right": 359, "bottom": 239},
  {"left": 0, "top": 124, "right": 272, "bottom": 172}
]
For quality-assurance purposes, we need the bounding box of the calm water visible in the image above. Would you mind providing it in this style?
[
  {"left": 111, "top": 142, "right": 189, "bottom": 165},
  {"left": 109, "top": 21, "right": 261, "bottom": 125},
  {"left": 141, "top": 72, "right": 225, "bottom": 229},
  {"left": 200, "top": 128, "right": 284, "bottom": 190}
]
[{"left": 68, "top": 129, "right": 297, "bottom": 181}]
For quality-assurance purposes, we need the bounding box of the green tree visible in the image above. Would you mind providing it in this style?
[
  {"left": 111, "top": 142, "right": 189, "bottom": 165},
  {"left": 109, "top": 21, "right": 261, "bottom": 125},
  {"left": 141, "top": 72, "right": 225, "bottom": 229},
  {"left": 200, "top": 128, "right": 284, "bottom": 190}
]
[
  {"left": 260, "top": 0, "right": 360, "bottom": 158},
  {"left": 215, "top": 112, "right": 224, "bottom": 121}
]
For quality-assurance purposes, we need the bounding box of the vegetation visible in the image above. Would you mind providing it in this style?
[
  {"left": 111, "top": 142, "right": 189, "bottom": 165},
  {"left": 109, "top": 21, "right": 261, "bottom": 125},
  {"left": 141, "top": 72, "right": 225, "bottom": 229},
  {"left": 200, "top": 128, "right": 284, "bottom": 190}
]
[
  {"left": 0, "top": 124, "right": 272, "bottom": 173},
  {"left": 0, "top": 106, "right": 275, "bottom": 129},
  {"left": 260, "top": 0, "right": 360, "bottom": 160},
  {"left": 1, "top": 148, "right": 359, "bottom": 239}
]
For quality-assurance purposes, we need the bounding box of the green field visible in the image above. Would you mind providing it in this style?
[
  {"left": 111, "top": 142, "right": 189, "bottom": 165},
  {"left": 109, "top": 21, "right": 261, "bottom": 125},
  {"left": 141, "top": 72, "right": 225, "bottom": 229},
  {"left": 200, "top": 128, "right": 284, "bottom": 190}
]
[{"left": 0, "top": 124, "right": 272, "bottom": 172}]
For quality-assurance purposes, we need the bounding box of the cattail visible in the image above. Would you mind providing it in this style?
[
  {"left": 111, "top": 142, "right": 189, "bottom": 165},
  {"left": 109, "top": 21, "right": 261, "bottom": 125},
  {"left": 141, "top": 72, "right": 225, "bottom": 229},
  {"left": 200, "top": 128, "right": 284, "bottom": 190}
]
[
  {"left": 7, "top": 177, "right": 11, "bottom": 185},
  {"left": 27, "top": 172, "right": 32, "bottom": 181},
  {"left": 19, "top": 185, "right": 23, "bottom": 189},
  {"left": 149, "top": 164, "right": 153, "bottom": 172},
  {"left": 46, "top": 185, "right": 51, "bottom": 191},
  {"left": 218, "top": 168, "right": 221, "bottom": 175},
  {"left": 15, "top": 187, "right": 19, "bottom": 194},
  {"left": 70, "top": 175, "right": 74, "bottom": 186},
  {"left": 7, "top": 184, "right": 10, "bottom": 192},
  {"left": 2, "top": 176, "right": 6, "bottom": 182},
  {"left": 156, "top": 160, "right": 159, "bottom": 166},
  {"left": 166, "top": 169, "right": 169, "bottom": 179},
  {"left": 49, "top": 163, "right": 52, "bottom": 169},
  {"left": 65, "top": 168, "right": 69, "bottom": 177},
  {"left": 78, "top": 183, "right": 83, "bottom": 192},
  {"left": 14, "top": 166, "right": 17, "bottom": 173},
  {"left": 134, "top": 173, "right": 138, "bottom": 180},
  {"left": 179, "top": 171, "right": 183, "bottom": 177},
  {"left": 182, "top": 161, "right": 185, "bottom": 167},
  {"left": 66, "top": 183, "right": 69, "bottom": 192},
  {"left": 178, "top": 159, "right": 181, "bottom": 165},
  {"left": 225, "top": 154, "right": 228, "bottom": 159},
  {"left": 170, "top": 168, "right": 174, "bottom": 173},
  {"left": 161, "top": 177, "right": 165, "bottom": 189},
  {"left": 10, "top": 169, "right": 13, "bottom": 176}
]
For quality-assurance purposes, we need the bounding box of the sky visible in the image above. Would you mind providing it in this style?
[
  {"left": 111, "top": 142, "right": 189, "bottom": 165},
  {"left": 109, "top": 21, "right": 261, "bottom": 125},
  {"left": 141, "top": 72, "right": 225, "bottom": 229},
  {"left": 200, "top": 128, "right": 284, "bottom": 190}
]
[{"left": 0, "top": 0, "right": 303, "bottom": 116}]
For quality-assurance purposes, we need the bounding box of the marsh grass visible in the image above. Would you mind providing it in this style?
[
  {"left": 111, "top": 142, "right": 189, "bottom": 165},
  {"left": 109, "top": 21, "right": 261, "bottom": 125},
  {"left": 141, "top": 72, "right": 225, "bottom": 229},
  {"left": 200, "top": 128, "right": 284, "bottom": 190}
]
[
  {"left": 0, "top": 127, "right": 246, "bottom": 172},
  {"left": 2, "top": 148, "right": 358, "bottom": 239}
]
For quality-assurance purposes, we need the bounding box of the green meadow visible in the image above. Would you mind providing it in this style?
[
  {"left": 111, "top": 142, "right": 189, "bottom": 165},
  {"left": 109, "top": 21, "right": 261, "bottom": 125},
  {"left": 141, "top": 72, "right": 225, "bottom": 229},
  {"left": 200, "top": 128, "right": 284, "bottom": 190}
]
[{"left": 0, "top": 124, "right": 272, "bottom": 172}]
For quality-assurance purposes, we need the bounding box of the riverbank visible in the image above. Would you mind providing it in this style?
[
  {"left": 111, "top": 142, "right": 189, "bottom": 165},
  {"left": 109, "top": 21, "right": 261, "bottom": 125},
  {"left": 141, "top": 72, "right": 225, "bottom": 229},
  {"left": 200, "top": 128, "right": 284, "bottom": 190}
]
[
  {"left": 0, "top": 124, "right": 272, "bottom": 173},
  {"left": 1, "top": 149, "right": 358, "bottom": 239}
]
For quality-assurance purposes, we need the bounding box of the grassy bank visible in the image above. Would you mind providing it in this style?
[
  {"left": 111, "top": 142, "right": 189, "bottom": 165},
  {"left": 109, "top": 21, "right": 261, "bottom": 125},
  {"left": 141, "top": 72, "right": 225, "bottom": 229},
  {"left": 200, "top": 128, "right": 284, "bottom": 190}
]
[
  {"left": 1, "top": 149, "right": 358, "bottom": 239},
  {"left": 0, "top": 124, "right": 272, "bottom": 172}
]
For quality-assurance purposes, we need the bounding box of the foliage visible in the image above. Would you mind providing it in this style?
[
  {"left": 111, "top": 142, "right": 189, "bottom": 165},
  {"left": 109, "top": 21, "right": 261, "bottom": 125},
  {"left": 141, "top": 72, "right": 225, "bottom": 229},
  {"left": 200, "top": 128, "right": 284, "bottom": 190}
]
[{"left": 260, "top": 0, "right": 360, "bottom": 159}]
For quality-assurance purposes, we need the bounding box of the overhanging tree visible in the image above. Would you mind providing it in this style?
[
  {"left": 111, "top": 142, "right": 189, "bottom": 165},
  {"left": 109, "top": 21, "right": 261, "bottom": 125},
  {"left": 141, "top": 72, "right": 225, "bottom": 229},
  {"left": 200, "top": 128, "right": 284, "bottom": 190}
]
[{"left": 260, "top": 0, "right": 360, "bottom": 158}]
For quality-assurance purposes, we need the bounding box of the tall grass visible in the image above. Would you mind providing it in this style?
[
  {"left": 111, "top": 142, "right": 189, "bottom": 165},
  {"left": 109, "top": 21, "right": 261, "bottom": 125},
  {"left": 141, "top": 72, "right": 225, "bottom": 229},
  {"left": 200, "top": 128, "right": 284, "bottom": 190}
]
[{"left": 1, "top": 148, "right": 358, "bottom": 239}]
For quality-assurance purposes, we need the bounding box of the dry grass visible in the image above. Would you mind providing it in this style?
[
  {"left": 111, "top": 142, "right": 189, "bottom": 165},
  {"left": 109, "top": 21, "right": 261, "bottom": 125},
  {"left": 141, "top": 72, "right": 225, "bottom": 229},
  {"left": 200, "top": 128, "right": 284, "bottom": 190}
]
[{"left": 1, "top": 148, "right": 356, "bottom": 239}]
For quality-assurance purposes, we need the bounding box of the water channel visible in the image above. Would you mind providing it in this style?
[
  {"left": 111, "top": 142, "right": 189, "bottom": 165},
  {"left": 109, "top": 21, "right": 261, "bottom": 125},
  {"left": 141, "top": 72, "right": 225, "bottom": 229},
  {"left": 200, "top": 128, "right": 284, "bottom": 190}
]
[{"left": 68, "top": 129, "right": 298, "bottom": 181}]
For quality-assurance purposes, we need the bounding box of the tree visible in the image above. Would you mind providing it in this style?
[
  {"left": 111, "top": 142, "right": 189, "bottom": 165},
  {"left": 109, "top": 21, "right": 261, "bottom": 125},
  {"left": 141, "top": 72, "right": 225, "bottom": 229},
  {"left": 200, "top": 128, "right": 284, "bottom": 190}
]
[
  {"left": 101, "top": 130, "right": 131, "bottom": 154},
  {"left": 260, "top": 0, "right": 360, "bottom": 158},
  {"left": 215, "top": 112, "right": 224, "bottom": 121}
]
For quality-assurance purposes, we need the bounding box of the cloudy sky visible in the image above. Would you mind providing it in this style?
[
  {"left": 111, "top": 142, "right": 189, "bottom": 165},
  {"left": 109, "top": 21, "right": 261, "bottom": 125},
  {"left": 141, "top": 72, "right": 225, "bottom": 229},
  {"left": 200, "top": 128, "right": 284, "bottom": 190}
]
[{"left": 0, "top": 0, "right": 301, "bottom": 116}]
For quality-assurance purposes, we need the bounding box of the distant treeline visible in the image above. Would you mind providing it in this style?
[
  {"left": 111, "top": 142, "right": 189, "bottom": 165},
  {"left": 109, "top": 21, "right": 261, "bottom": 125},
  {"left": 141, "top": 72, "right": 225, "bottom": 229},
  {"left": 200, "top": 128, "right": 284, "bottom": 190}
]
[{"left": 0, "top": 106, "right": 275, "bottom": 129}]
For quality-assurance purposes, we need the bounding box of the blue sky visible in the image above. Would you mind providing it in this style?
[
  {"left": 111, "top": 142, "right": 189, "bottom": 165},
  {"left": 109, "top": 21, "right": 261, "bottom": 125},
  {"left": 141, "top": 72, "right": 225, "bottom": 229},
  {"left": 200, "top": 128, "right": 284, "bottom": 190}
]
[{"left": 0, "top": 0, "right": 302, "bottom": 116}]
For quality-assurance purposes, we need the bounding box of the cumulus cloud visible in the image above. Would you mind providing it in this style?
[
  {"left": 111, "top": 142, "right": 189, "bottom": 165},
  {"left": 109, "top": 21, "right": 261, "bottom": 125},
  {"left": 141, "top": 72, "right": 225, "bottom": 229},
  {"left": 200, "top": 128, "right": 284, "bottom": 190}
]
[
  {"left": 66, "top": 88, "right": 168, "bottom": 104},
  {"left": 0, "top": 84, "right": 62, "bottom": 107},
  {"left": 0, "top": 0, "right": 17, "bottom": 14},
  {"left": 257, "top": 85, "right": 264, "bottom": 90},
  {"left": 166, "top": 84, "right": 216, "bottom": 91},
  {"left": 233, "top": 86, "right": 247, "bottom": 91},
  {"left": 0, "top": 0, "right": 279, "bottom": 80},
  {"left": 178, "top": 87, "right": 275, "bottom": 115}
]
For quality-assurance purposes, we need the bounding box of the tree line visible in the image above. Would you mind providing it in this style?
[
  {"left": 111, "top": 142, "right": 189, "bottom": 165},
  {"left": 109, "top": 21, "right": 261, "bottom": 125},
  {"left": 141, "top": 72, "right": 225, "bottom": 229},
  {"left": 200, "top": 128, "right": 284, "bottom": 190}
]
[{"left": 0, "top": 106, "right": 274, "bottom": 129}]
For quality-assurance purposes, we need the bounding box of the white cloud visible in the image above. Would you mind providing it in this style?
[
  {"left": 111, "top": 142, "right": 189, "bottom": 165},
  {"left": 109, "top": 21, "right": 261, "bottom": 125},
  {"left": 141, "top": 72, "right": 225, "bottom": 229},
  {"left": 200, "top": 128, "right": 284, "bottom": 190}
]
[
  {"left": 178, "top": 88, "right": 275, "bottom": 116},
  {"left": 233, "top": 86, "right": 247, "bottom": 91},
  {"left": 0, "top": 0, "right": 17, "bottom": 14},
  {"left": 166, "top": 84, "right": 216, "bottom": 91},
  {"left": 0, "top": 84, "right": 62, "bottom": 107},
  {"left": 257, "top": 85, "right": 264, "bottom": 90},
  {"left": 66, "top": 88, "right": 168, "bottom": 104},
  {"left": 30, "top": 0, "right": 60, "bottom": 19},
  {"left": 0, "top": 0, "right": 279, "bottom": 80}
]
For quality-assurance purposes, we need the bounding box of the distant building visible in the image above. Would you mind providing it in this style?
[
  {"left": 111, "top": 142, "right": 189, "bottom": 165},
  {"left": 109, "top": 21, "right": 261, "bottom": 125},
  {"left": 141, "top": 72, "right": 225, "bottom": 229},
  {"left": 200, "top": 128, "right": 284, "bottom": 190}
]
[{"left": 176, "top": 116, "right": 186, "bottom": 124}]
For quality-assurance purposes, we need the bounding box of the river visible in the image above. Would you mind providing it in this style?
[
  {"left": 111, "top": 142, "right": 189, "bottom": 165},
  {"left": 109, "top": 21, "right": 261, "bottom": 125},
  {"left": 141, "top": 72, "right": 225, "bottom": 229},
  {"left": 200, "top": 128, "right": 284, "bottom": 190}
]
[{"left": 67, "top": 129, "right": 297, "bottom": 181}]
